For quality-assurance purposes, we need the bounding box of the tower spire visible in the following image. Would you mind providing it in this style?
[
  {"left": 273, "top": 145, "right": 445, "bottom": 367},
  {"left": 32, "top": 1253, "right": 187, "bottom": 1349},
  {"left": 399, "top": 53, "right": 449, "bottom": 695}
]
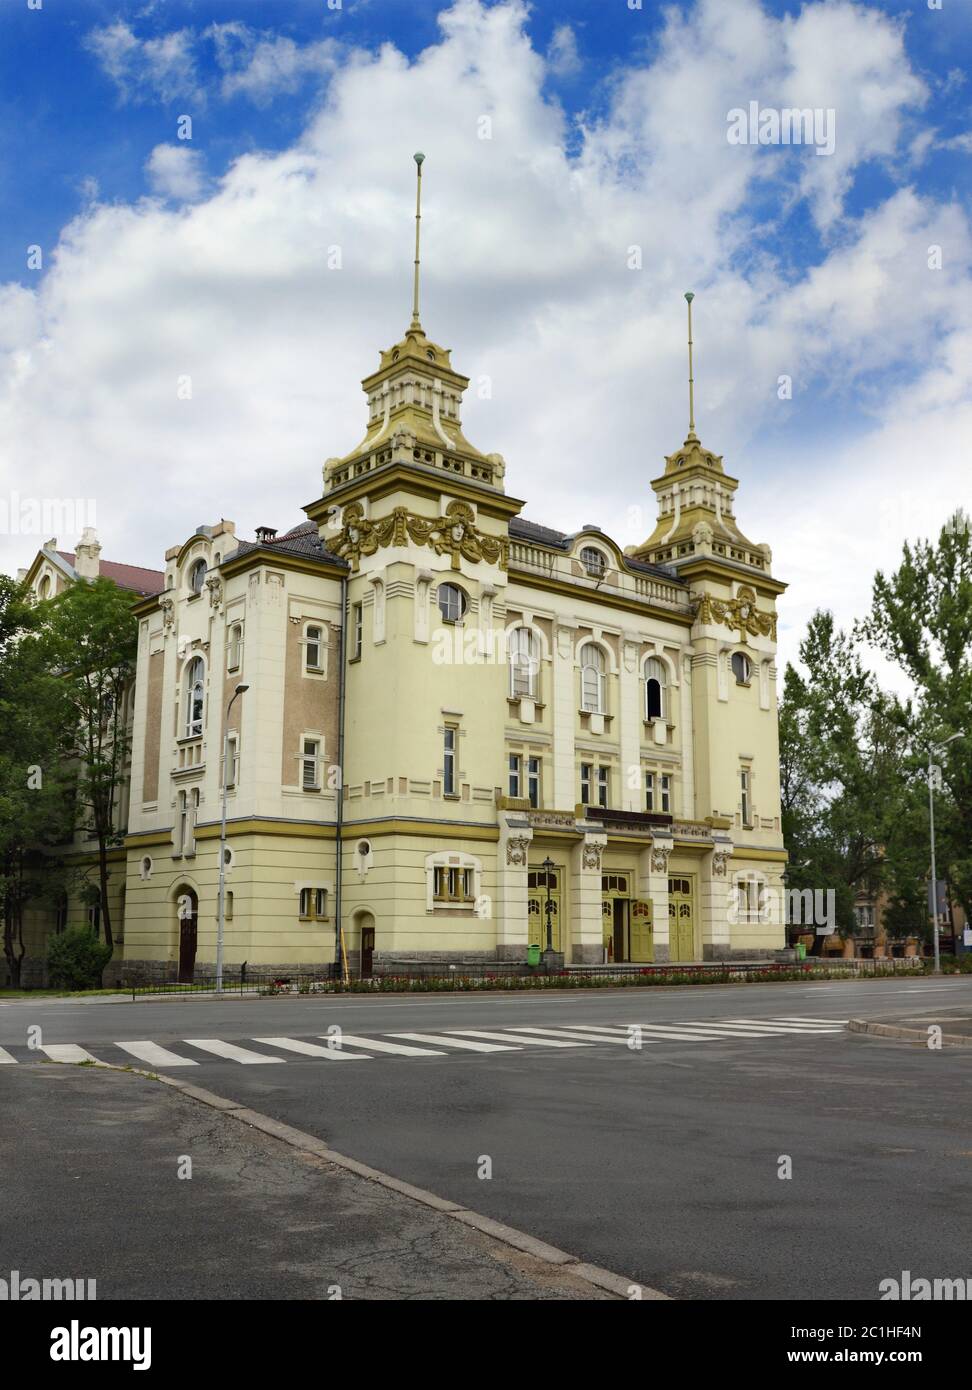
[
  {"left": 684, "top": 290, "right": 697, "bottom": 441},
  {"left": 411, "top": 152, "right": 425, "bottom": 330}
]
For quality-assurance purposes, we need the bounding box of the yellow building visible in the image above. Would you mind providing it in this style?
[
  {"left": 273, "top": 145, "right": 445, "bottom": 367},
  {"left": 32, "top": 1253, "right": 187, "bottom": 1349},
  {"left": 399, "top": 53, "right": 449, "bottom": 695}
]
[{"left": 16, "top": 164, "right": 788, "bottom": 983}]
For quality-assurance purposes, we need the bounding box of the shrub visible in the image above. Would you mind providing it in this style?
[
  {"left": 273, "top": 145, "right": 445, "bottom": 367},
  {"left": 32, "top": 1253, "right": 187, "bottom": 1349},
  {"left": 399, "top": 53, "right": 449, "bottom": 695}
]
[{"left": 47, "top": 927, "right": 113, "bottom": 990}]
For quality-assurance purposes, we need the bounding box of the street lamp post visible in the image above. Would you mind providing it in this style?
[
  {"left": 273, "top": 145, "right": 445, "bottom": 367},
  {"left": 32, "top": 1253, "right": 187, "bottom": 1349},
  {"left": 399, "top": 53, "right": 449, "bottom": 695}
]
[
  {"left": 541, "top": 855, "right": 557, "bottom": 974},
  {"left": 217, "top": 683, "right": 248, "bottom": 995},
  {"left": 927, "top": 732, "right": 963, "bottom": 976}
]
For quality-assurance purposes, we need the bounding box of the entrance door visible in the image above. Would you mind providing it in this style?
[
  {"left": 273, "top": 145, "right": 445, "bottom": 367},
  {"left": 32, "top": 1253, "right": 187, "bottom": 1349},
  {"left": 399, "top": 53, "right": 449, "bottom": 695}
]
[
  {"left": 360, "top": 925, "right": 375, "bottom": 979},
  {"left": 612, "top": 899, "right": 629, "bottom": 962},
  {"left": 528, "top": 868, "right": 562, "bottom": 952},
  {"left": 668, "top": 876, "right": 695, "bottom": 962},
  {"left": 629, "top": 900, "right": 654, "bottom": 962},
  {"left": 601, "top": 872, "right": 632, "bottom": 962},
  {"left": 177, "top": 888, "right": 198, "bottom": 983}
]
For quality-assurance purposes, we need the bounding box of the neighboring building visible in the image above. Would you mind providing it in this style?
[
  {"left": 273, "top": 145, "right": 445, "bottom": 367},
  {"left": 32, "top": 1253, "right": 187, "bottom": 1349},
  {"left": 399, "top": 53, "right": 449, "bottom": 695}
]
[{"left": 14, "top": 186, "right": 791, "bottom": 983}]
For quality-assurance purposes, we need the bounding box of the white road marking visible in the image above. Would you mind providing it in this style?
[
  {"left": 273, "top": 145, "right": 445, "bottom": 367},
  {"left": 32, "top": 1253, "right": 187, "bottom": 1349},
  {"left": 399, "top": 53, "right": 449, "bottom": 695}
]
[
  {"left": 390, "top": 1032, "right": 522, "bottom": 1053},
  {"left": 183, "top": 1039, "right": 284, "bottom": 1064},
  {"left": 115, "top": 1041, "right": 198, "bottom": 1067},
  {"left": 39, "top": 1044, "right": 102, "bottom": 1064},
  {"left": 449, "top": 1029, "right": 593, "bottom": 1048},
  {"left": 325, "top": 1034, "right": 446, "bottom": 1056},
  {"left": 571, "top": 1022, "right": 770, "bottom": 1041},
  {"left": 716, "top": 1019, "right": 844, "bottom": 1033},
  {"left": 253, "top": 1036, "right": 369, "bottom": 1060},
  {"left": 775, "top": 1017, "right": 850, "bottom": 1024},
  {"left": 0, "top": 1046, "right": 16, "bottom": 1063},
  {"left": 509, "top": 1026, "right": 635, "bottom": 1045}
]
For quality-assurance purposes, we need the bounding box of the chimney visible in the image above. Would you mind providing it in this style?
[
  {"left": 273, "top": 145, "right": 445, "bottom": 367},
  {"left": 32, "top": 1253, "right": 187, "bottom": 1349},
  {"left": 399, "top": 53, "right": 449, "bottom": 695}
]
[
  {"left": 255, "top": 526, "right": 277, "bottom": 544},
  {"left": 74, "top": 526, "right": 102, "bottom": 579}
]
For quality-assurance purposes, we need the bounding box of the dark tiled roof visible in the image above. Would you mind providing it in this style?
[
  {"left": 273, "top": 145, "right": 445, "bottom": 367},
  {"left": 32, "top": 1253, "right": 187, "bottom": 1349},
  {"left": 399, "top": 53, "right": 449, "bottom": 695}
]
[
  {"left": 55, "top": 551, "right": 166, "bottom": 597},
  {"left": 233, "top": 521, "right": 347, "bottom": 568},
  {"left": 508, "top": 518, "right": 684, "bottom": 585}
]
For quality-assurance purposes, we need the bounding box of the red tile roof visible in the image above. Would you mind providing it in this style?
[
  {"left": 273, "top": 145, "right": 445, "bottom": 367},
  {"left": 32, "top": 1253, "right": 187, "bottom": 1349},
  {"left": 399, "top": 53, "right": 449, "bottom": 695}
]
[{"left": 55, "top": 551, "right": 166, "bottom": 597}]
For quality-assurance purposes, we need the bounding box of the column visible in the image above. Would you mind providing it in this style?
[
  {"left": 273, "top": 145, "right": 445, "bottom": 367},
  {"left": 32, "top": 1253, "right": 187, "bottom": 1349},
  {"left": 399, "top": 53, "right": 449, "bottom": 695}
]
[
  {"left": 639, "top": 835, "right": 672, "bottom": 963},
  {"left": 700, "top": 836, "right": 733, "bottom": 959},
  {"left": 569, "top": 830, "right": 606, "bottom": 964},
  {"left": 553, "top": 618, "right": 576, "bottom": 808},
  {"left": 495, "top": 813, "right": 532, "bottom": 961}
]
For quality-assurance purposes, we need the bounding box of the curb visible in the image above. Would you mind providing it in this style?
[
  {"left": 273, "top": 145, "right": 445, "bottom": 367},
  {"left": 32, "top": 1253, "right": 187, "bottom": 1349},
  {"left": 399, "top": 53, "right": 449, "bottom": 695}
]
[
  {"left": 119, "top": 1066, "right": 670, "bottom": 1301},
  {"left": 847, "top": 1019, "right": 972, "bottom": 1048}
]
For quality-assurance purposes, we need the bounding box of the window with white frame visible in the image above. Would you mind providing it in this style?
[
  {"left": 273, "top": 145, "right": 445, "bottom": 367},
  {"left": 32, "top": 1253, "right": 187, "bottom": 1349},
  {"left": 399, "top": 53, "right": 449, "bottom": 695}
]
[
  {"left": 433, "top": 865, "right": 474, "bottom": 902},
  {"left": 350, "top": 605, "right": 363, "bottom": 660},
  {"left": 732, "top": 651, "right": 752, "bottom": 685},
  {"left": 508, "top": 753, "right": 521, "bottom": 799},
  {"left": 299, "top": 887, "right": 329, "bottom": 920},
  {"left": 188, "top": 558, "right": 207, "bottom": 595},
  {"left": 425, "top": 851, "right": 481, "bottom": 912},
  {"left": 645, "top": 771, "right": 672, "bottom": 813},
  {"left": 597, "top": 766, "right": 609, "bottom": 809},
  {"left": 184, "top": 656, "right": 205, "bottom": 738},
  {"left": 227, "top": 622, "right": 243, "bottom": 672},
  {"left": 177, "top": 787, "right": 199, "bottom": 856},
  {"left": 437, "top": 583, "right": 466, "bottom": 624},
  {"left": 644, "top": 657, "right": 667, "bottom": 720},
  {"left": 302, "top": 738, "right": 321, "bottom": 790},
  {"left": 177, "top": 791, "right": 188, "bottom": 854},
  {"left": 579, "top": 642, "right": 605, "bottom": 713},
  {"left": 527, "top": 756, "right": 541, "bottom": 809},
  {"left": 509, "top": 626, "right": 539, "bottom": 699},
  {"left": 443, "top": 726, "right": 457, "bottom": 796},
  {"left": 225, "top": 732, "right": 239, "bottom": 789},
  {"left": 580, "top": 546, "right": 606, "bottom": 578},
  {"left": 580, "top": 762, "right": 592, "bottom": 805},
  {"left": 87, "top": 901, "right": 101, "bottom": 934},
  {"left": 305, "top": 624, "right": 324, "bottom": 672},
  {"left": 740, "top": 767, "right": 752, "bottom": 827},
  {"left": 854, "top": 904, "right": 875, "bottom": 931}
]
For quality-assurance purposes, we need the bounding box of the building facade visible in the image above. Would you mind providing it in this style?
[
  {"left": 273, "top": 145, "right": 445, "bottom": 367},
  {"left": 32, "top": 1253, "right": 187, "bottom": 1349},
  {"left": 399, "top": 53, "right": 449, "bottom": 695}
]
[{"left": 17, "top": 260, "right": 791, "bottom": 982}]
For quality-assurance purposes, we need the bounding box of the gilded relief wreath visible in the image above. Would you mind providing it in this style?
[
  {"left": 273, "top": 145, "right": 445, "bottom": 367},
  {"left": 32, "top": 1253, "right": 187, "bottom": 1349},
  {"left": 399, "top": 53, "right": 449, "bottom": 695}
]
[{"left": 332, "top": 500, "right": 509, "bottom": 573}]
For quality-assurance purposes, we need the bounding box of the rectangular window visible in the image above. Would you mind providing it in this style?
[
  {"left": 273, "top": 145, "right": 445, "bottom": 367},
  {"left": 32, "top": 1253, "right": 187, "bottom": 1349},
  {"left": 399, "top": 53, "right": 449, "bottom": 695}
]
[
  {"left": 350, "top": 604, "right": 363, "bottom": 661},
  {"left": 299, "top": 887, "right": 312, "bottom": 918},
  {"left": 645, "top": 771, "right": 654, "bottom": 812},
  {"left": 225, "top": 890, "right": 234, "bottom": 921},
  {"left": 434, "top": 866, "right": 474, "bottom": 902},
  {"left": 315, "top": 888, "right": 328, "bottom": 919},
  {"left": 302, "top": 738, "right": 321, "bottom": 790},
  {"left": 227, "top": 623, "right": 243, "bottom": 672},
  {"left": 580, "top": 763, "right": 592, "bottom": 805},
  {"left": 740, "top": 768, "right": 751, "bottom": 827},
  {"left": 508, "top": 753, "right": 521, "bottom": 799},
  {"left": 443, "top": 727, "right": 457, "bottom": 796},
  {"left": 660, "top": 774, "right": 671, "bottom": 814},
  {"left": 527, "top": 756, "right": 541, "bottom": 809},
  {"left": 597, "top": 766, "right": 609, "bottom": 809},
  {"left": 225, "top": 733, "right": 238, "bottom": 789},
  {"left": 305, "top": 625, "right": 324, "bottom": 672},
  {"left": 177, "top": 790, "right": 187, "bottom": 854}
]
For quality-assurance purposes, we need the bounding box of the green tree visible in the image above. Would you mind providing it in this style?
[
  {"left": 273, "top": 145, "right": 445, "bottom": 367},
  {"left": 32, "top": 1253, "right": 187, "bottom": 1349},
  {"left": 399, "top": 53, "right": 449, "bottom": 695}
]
[
  {"left": 862, "top": 510, "right": 972, "bottom": 925},
  {"left": 0, "top": 577, "right": 72, "bottom": 986},
  {"left": 779, "top": 611, "right": 917, "bottom": 948},
  {"left": 32, "top": 577, "right": 138, "bottom": 954}
]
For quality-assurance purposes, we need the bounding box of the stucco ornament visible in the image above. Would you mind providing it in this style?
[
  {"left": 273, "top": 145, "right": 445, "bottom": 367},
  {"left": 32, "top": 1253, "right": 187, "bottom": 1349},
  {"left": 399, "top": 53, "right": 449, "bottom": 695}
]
[
  {"left": 582, "top": 841, "right": 603, "bottom": 871},
  {"left": 332, "top": 499, "right": 509, "bottom": 573},
  {"left": 505, "top": 836, "right": 531, "bottom": 867},
  {"left": 692, "top": 584, "right": 777, "bottom": 644},
  {"left": 712, "top": 850, "right": 730, "bottom": 877},
  {"left": 651, "top": 845, "right": 671, "bottom": 873},
  {"left": 160, "top": 597, "right": 175, "bottom": 629},
  {"left": 206, "top": 575, "right": 223, "bottom": 608}
]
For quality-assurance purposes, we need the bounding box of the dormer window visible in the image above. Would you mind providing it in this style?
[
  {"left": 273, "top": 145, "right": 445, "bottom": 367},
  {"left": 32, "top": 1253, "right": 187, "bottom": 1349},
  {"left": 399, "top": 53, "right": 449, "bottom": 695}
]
[
  {"left": 38, "top": 574, "right": 51, "bottom": 600},
  {"left": 189, "top": 558, "right": 207, "bottom": 594},
  {"left": 580, "top": 546, "right": 606, "bottom": 578}
]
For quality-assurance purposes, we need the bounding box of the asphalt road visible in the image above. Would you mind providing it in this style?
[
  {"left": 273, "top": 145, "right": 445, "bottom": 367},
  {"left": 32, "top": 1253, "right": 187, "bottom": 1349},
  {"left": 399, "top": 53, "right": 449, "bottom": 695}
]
[{"left": 3, "top": 977, "right": 971, "bottom": 1300}]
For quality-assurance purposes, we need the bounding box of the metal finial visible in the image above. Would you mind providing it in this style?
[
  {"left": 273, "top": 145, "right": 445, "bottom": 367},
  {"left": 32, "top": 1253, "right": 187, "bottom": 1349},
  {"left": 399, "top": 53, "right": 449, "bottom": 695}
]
[
  {"left": 411, "top": 154, "right": 425, "bottom": 328},
  {"left": 685, "top": 291, "right": 697, "bottom": 438}
]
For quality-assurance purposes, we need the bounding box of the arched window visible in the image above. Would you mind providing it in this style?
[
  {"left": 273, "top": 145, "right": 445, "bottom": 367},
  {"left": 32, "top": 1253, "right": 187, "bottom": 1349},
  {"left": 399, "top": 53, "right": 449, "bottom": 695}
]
[
  {"left": 509, "top": 626, "right": 539, "bottom": 699},
  {"left": 644, "top": 657, "right": 667, "bottom": 720},
  {"left": 38, "top": 574, "right": 51, "bottom": 600},
  {"left": 731, "top": 651, "right": 752, "bottom": 685},
  {"left": 227, "top": 622, "right": 243, "bottom": 672},
  {"left": 580, "top": 643, "right": 605, "bottom": 713},
  {"left": 184, "top": 656, "right": 205, "bottom": 737},
  {"left": 437, "top": 583, "right": 467, "bottom": 624},
  {"left": 189, "top": 558, "right": 207, "bottom": 595},
  {"left": 580, "top": 546, "right": 606, "bottom": 578}
]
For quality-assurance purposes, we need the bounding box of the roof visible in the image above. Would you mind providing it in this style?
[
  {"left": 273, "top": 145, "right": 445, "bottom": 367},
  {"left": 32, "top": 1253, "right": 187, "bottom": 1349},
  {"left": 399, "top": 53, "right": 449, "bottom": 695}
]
[
  {"left": 232, "top": 521, "right": 347, "bottom": 568},
  {"left": 55, "top": 551, "right": 166, "bottom": 597},
  {"left": 508, "top": 517, "right": 684, "bottom": 585}
]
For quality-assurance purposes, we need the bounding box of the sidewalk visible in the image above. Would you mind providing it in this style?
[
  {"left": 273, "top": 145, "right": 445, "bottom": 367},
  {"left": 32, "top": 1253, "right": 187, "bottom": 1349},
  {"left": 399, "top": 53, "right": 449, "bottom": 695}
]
[{"left": 0, "top": 1065, "right": 618, "bottom": 1300}]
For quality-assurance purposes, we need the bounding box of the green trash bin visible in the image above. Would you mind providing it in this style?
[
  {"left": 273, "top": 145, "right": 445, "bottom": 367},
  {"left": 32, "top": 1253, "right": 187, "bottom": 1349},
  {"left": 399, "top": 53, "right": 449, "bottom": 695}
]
[
  {"left": 527, "top": 944, "right": 541, "bottom": 967},
  {"left": 795, "top": 943, "right": 806, "bottom": 961}
]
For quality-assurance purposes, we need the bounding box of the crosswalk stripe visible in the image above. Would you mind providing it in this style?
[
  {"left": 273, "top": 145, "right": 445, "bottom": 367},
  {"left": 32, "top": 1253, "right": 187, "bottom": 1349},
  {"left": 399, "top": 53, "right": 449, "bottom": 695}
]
[
  {"left": 570, "top": 1022, "right": 768, "bottom": 1040},
  {"left": 719, "top": 1019, "right": 843, "bottom": 1032},
  {"left": 449, "top": 1029, "right": 593, "bottom": 1048},
  {"left": 775, "top": 1017, "right": 850, "bottom": 1024},
  {"left": 509, "top": 1026, "right": 634, "bottom": 1045},
  {"left": 116, "top": 1041, "right": 198, "bottom": 1067},
  {"left": 390, "top": 1032, "right": 521, "bottom": 1053},
  {"left": 0, "top": 1046, "right": 16, "bottom": 1064},
  {"left": 183, "top": 1039, "right": 284, "bottom": 1064},
  {"left": 39, "top": 1044, "right": 102, "bottom": 1064},
  {"left": 253, "top": 1037, "right": 369, "bottom": 1060},
  {"left": 324, "top": 1034, "right": 446, "bottom": 1057}
]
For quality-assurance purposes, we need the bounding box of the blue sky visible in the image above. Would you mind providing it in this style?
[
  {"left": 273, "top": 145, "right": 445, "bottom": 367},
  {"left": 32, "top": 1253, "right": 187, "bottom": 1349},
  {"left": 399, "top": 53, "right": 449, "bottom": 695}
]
[{"left": 0, "top": 0, "right": 970, "bottom": 675}]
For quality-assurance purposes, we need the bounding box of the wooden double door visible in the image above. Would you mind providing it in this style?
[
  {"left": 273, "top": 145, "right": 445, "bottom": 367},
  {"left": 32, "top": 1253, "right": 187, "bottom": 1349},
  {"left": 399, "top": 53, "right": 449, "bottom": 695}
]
[{"left": 668, "top": 875, "right": 696, "bottom": 962}]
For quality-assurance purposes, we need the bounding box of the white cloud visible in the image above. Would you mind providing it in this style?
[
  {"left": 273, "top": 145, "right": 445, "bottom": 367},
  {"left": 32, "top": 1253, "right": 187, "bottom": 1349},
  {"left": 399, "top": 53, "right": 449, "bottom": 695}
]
[
  {"left": 145, "top": 144, "right": 207, "bottom": 201},
  {"left": 208, "top": 25, "right": 341, "bottom": 105},
  {"left": 84, "top": 21, "right": 202, "bottom": 105},
  {"left": 3, "top": 0, "right": 968, "bottom": 694},
  {"left": 546, "top": 24, "right": 580, "bottom": 78}
]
